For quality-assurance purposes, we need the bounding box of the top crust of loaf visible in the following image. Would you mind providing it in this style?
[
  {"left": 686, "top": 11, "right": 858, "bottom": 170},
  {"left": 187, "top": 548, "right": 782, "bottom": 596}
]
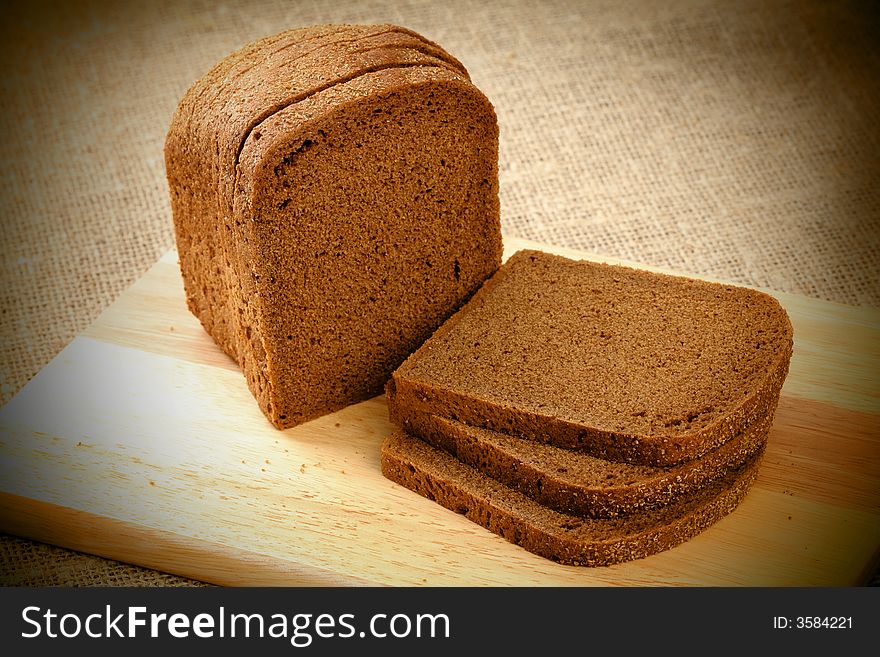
[{"left": 388, "top": 250, "right": 793, "bottom": 465}]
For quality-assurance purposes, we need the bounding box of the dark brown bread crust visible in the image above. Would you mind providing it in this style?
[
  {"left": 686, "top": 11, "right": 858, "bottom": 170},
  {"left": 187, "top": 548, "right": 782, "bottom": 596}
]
[
  {"left": 381, "top": 431, "right": 762, "bottom": 567},
  {"left": 394, "top": 400, "right": 774, "bottom": 518},
  {"left": 388, "top": 250, "right": 793, "bottom": 465},
  {"left": 168, "top": 26, "right": 365, "bottom": 356},
  {"left": 165, "top": 26, "right": 502, "bottom": 428}
]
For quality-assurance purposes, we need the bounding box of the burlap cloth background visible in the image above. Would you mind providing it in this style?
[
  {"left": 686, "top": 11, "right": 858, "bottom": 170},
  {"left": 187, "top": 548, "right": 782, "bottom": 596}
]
[{"left": 1, "top": 0, "right": 878, "bottom": 585}]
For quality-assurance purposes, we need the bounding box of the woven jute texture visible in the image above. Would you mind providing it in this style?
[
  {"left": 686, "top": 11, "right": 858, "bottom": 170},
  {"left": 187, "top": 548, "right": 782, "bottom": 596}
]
[{"left": 1, "top": 0, "right": 878, "bottom": 585}]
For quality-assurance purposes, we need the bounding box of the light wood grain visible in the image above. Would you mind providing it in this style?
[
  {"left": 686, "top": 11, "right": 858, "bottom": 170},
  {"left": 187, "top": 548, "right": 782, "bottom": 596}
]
[{"left": 0, "top": 236, "right": 878, "bottom": 585}]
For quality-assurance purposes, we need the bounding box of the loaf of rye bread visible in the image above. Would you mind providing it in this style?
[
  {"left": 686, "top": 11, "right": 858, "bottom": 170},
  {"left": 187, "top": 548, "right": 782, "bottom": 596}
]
[
  {"left": 394, "top": 405, "right": 774, "bottom": 518},
  {"left": 381, "top": 430, "right": 763, "bottom": 566},
  {"left": 165, "top": 25, "right": 502, "bottom": 428},
  {"left": 387, "top": 250, "right": 793, "bottom": 466}
]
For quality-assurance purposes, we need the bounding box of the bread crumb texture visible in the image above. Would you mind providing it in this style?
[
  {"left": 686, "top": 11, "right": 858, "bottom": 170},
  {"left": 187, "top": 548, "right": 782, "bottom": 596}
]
[{"left": 389, "top": 249, "right": 792, "bottom": 465}]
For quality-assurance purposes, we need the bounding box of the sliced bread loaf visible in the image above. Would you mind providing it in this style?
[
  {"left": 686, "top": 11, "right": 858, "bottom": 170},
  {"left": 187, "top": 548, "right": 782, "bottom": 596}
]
[
  {"left": 165, "top": 26, "right": 502, "bottom": 428},
  {"left": 394, "top": 404, "right": 774, "bottom": 517},
  {"left": 387, "top": 249, "right": 792, "bottom": 465},
  {"left": 381, "top": 430, "right": 762, "bottom": 566}
]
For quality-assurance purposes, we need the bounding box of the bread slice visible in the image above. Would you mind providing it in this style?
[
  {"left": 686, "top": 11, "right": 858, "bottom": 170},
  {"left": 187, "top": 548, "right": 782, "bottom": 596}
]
[
  {"left": 381, "top": 431, "right": 762, "bottom": 566},
  {"left": 394, "top": 403, "right": 773, "bottom": 517},
  {"left": 387, "top": 250, "right": 792, "bottom": 465},
  {"left": 165, "top": 26, "right": 502, "bottom": 428}
]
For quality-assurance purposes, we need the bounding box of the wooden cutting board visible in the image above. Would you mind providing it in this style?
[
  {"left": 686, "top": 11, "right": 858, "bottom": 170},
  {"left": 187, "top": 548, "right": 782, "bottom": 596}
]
[{"left": 1, "top": 237, "right": 878, "bottom": 586}]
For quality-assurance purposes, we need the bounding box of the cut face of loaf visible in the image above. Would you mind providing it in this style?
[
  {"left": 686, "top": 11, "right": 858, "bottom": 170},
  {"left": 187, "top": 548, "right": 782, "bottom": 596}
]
[
  {"left": 381, "top": 431, "right": 763, "bottom": 567},
  {"left": 394, "top": 404, "right": 774, "bottom": 518},
  {"left": 387, "top": 250, "right": 793, "bottom": 466},
  {"left": 165, "top": 26, "right": 502, "bottom": 428}
]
